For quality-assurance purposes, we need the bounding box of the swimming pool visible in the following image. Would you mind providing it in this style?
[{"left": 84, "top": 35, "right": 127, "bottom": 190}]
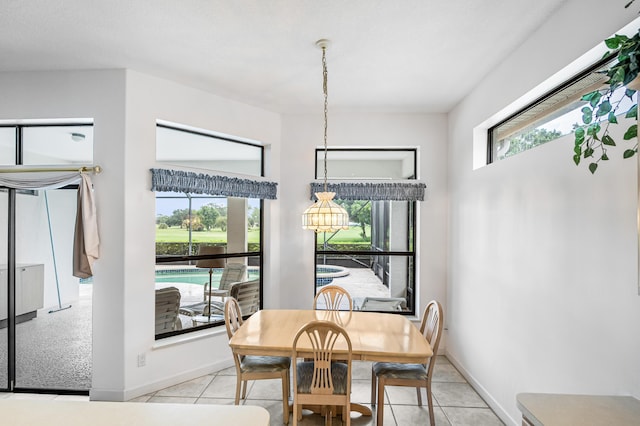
[
  {"left": 81, "top": 265, "right": 349, "bottom": 286},
  {"left": 315, "top": 264, "right": 350, "bottom": 286},
  {"left": 154, "top": 268, "right": 260, "bottom": 285}
]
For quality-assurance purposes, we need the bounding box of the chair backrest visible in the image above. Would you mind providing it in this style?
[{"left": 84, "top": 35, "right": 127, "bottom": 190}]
[
  {"left": 224, "top": 297, "right": 244, "bottom": 340},
  {"left": 203, "top": 263, "right": 249, "bottom": 299},
  {"left": 313, "top": 285, "right": 353, "bottom": 311},
  {"left": 219, "top": 263, "right": 248, "bottom": 290},
  {"left": 419, "top": 300, "right": 443, "bottom": 373},
  {"left": 292, "top": 320, "right": 352, "bottom": 395},
  {"left": 224, "top": 297, "right": 245, "bottom": 370},
  {"left": 229, "top": 279, "right": 260, "bottom": 316},
  {"left": 155, "top": 287, "right": 182, "bottom": 334}
]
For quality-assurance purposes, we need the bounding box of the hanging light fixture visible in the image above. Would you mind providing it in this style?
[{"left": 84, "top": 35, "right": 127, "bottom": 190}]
[{"left": 302, "top": 39, "right": 350, "bottom": 233}]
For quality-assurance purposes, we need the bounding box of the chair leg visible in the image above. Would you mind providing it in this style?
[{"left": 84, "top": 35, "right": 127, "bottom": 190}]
[
  {"left": 376, "top": 379, "right": 385, "bottom": 426},
  {"left": 241, "top": 380, "right": 248, "bottom": 399},
  {"left": 344, "top": 403, "right": 351, "bottom": 426},
  {"left": 371, "top": 369, "right": 376, "bottom": 406},
  {"left": 292, "top": 402, "right": 298, "bottom": 426},
  {"left": 427, "top": 382, "right": 435, "bottom": 426},
  {"left": 234, "top": 375, "right": 242, "bottom": 405},
  {"left": 282, "top": 370, "right": 290, "bottom": 424},
  {"left": 416, "top": 386, "right": 423, "bottom": 406}
]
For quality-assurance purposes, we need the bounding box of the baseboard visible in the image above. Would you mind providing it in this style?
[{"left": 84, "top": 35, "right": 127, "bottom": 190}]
[
  {"left": 90, "top": 358, "right": 234, "bottom": 401},
  {"left": 445, "top": 350, "right": 518, "bottom": 426}
]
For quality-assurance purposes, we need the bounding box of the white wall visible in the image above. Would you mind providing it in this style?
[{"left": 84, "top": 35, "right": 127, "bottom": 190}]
[
  {"left": 0, "top": 69, "right": 128, "bottom": 397},
  {"left": 121, "top": 70, "right": 281, "bottom": 400},
  {"left": 279, "top": 112, "right": 448, "bottom": 318},
  {"left": 0, "top": 69, "right": 282, "bottom": 400},
  {"left": 448, "top": 1, "right": 640, "bottom": 424}
]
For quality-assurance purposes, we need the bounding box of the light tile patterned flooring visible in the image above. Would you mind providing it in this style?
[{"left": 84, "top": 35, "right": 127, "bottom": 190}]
[{"left": 0, "top": 355, "right": 504, "bottom": 425}]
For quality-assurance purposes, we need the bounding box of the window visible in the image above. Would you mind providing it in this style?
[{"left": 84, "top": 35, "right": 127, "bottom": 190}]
[
  {"left": 488, "top": 57, "right": 636, "bottom": 162},
  {"left": 313, "top": 148, "right": 417, "bottom": 315},
  {"left": 154, "top": 123, "right": 264, "bottom": 339}
]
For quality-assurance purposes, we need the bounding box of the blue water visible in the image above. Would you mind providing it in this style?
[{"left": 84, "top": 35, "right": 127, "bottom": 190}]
[{"left": 81, "top": 268, "right": 259, "bottom": 285}]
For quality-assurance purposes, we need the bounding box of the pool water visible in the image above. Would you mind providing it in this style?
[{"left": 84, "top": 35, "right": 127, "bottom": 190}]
[{"left": 81, "top": 268, "right": 259, "bottom": 285}]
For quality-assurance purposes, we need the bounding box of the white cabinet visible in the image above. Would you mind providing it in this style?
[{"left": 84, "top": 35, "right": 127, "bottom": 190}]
[{"left": 0, "top": 264, "right": 44, "bottom": 324}]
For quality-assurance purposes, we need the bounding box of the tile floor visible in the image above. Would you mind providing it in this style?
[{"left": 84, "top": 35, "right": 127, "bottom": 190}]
[{"left": 0, "top": 355, "right": 504, "bottom": 425}]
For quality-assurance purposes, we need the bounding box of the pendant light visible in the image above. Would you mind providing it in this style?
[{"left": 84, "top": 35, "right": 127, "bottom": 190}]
[{"left": 302, "top": 39, "right": 350, "bottom": 232}]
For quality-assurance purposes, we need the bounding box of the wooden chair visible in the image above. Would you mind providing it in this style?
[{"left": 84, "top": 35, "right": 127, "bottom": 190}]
[
  {"left": 224, "top": 297, "right": 290, "bottom": 424},
  {"left": 371, "top": 300, "right": 443, "bottom": 426},
  {"left": 313, "top": 285, "right": 353, "bottom": 311},
  {"left": 292, "top": 320, "right": 352, "bottom": 426}
]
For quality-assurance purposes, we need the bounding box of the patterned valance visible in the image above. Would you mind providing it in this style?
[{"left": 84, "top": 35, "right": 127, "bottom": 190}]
[
  {"left": 310, "top": 181, "right": 426, "bottom": 201},
  {"left": 151, "top": 168, "right": 278, "bottom": 199}
]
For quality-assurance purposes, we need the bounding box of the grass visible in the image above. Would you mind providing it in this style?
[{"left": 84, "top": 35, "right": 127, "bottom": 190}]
[
  {"left": 155, "top": 227, "right": 261, "bottom": 243},
  {"left": 155, "top": 225, "right": 371, "bottom": 244}
]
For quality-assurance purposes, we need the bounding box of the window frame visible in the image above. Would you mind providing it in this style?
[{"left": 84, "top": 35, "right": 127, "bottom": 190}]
[
  {"left": 154, "top": 124, "right": 265, "bottom": 339},
  {"left": 487, "top": 55, "right": 615, "bottom": 164},
  {"left": 313, "top": 147, "right": 418, "bottom": 316}
]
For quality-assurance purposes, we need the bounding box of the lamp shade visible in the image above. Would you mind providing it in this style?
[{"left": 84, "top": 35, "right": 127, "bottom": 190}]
[
  {"left": 196, "top": 245, "right": 226, "bottom": 268},
  {"left": 302, "top": 192, "right": 350, "bottom": 233}
]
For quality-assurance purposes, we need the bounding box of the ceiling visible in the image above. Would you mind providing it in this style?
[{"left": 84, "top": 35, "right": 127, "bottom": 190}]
[{"left": 0, "top": 0, "right": 568, "bottom": 113}]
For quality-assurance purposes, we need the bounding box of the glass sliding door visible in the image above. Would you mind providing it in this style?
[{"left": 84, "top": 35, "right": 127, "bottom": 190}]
[
  {"left": 0, "top": 123, "right": 93, "bottom": 393},
  {"left": 0, "top": 126, "right": 16, "bottom": 390},
  {"left": 14, "top": 188, "right": 91, "bottom": 391}
]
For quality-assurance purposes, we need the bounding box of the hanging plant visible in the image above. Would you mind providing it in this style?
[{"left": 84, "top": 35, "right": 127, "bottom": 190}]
[{"left": 574, "top": 29, "right": 639, "bottom": 173}]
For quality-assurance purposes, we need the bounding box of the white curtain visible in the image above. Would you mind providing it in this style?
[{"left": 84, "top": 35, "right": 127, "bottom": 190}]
[{"left": 0, "top": 170, "right": 100, "bottom": 278}]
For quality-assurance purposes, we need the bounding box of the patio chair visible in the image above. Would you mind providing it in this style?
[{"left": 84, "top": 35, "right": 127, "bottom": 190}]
[
  {"left": 313, "top": 284, "right": 352, "bottom": 311},
  {"left": 204, "top": 263, "right": 247, "bottom": 303},
  {"left": 224, "top": 297, "right": 290, "bottom": 424},
  {"left": 292, "top": 320, "right": 352, "bottom": 426},
  {"left": 155, "top": 287, "right": 182, "bottom": 334},
  {"left": 371, "top": 300, "right": 443, "bottom": 426},
  {"left": 180, "top": 263, "right": 247, "bottom": 317},
  {"left": 359, "top": 296, "right": 406, "bottom": 312},
  {"left": 204, "top": 278, "right": 260, "bottom": 317}
]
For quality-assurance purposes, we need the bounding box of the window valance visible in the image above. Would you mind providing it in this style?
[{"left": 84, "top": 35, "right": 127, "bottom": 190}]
[
  {"left": 151, "top": 168, "right": 278, "bottom": 200},
  {"left": 310, "top": 181, "right": 426, "bottom": 201}
]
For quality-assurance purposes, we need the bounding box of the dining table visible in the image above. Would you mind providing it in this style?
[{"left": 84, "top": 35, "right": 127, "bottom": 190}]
[{"left": 228, "top": 309, "right": 433, "bottom": 417}]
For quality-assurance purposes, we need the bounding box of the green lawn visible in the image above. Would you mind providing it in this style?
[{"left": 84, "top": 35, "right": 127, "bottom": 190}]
[
  {"left": 155, "top": 225, "right": 371, "bottom": 244},
  {"left": 155, "top": 226, "right": 261, "bottom": 243}
]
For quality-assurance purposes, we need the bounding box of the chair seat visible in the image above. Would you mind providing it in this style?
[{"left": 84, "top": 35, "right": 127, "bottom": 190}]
[
  {"left": 296, "top": 361, "right": 348, "bottom": 395},
  {"left": 241, "top": 355, "right": 290, "bottom": 373},
  {"left": 372, "top": 362, "right": 428, "bottom": 381}
]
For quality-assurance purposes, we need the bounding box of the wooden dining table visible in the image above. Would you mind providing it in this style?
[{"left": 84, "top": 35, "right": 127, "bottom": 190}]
[{"left": 228, "top": 309, "right": 433, "bottom": 417}]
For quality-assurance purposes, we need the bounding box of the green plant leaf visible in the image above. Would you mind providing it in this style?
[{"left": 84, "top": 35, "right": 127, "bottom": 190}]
[
  {"left": 596, "top": 101, "right": 612, "bottom": 116},
  {"left": 587, "top": 123, "right": 601, "bottom": 137},
  {"left": 602, "top": 153, "right": 609, "bottom": 160},
  {"left": 573, "top": 154, "right": 581, "bottom": 165},
  {"left": 624, "top": 149, "right": 637, "bottom": 158},
  {"left": 625, "top": 103, "right": 638, "bottom": 119},
  {"left": 625, "top": 88, "right": 636, "bottom": 99},
  {"left": 588, "top": 163, "right": 598, "bottom": 174},
  {"left": 624, "top": 124, "right": 637, "bottom": 140},
  {"left": 582, "top": 113, "right": 592, "bottom": 124},
  {"left": 584, "top": 147, "right": 594, "bottom": 158},
  {"left": 612, "top": 67, "right": 626, "bottom": 85},
  {"left": 605, "top": 34, "right": 629, "bottom": 49},
  {"left": 590, "top": 92, "right": 602, "bottom": 108},
  {"left": 602, "top": 134, "right": 616, "bottom": 146},
  {"left": 574, "top": 145, "right": 582, "bottom": 155},
  {"left": 608, "top": 112, "right": 618, "bottom": 124}
]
